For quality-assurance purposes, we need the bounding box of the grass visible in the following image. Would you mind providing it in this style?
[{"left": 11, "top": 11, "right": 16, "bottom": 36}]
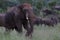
[{"left": 0, "top": 24, "right": 60, "bottom": 40}]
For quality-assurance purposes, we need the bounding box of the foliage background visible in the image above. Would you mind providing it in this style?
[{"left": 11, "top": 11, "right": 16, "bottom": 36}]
[{"left": 0, "top": 0, "right": 60, "bottom": 16}]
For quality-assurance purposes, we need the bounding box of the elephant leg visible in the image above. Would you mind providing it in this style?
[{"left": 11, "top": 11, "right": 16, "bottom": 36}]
[
  {"left": 15, "top": 26, "right": 22, "bottom": 33},
  {"left": 23, "top": 20, "right": 33, "bottom": 37},
  {"left": 15, "top": 21, "right": 22, "bottom": 33},
  {"left": 4, "top": 26, "right": 13, "bottom": 34}
]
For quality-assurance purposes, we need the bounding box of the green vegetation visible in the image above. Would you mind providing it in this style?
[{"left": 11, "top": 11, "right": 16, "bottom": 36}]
[
  {"left": 0, "top": 24, "right": 60, "bottom": 40},
  {"left": 0, "top": 0, "right": 60, "bottom": 15}
]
